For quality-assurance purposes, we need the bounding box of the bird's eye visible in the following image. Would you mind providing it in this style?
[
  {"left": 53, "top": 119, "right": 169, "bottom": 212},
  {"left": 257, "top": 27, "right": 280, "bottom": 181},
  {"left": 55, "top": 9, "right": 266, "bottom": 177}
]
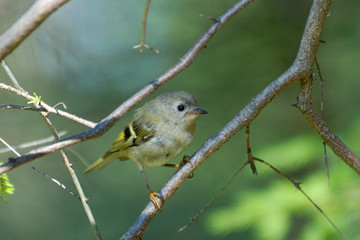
[{"left": 177, "top": 104, "right": 185, "bottom": 112}]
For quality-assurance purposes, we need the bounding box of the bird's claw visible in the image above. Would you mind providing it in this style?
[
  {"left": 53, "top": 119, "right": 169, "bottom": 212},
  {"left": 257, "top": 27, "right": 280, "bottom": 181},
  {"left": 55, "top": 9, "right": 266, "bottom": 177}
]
[{"left": 149, "top": 190, "right": 162, "bottom": 210}]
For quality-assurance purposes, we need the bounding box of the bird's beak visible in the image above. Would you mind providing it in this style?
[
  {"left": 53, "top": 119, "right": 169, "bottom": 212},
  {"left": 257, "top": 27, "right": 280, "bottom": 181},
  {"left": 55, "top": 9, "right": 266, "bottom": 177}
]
[{"left": 186, "top": 108, "right": 208, "bottom": 115}]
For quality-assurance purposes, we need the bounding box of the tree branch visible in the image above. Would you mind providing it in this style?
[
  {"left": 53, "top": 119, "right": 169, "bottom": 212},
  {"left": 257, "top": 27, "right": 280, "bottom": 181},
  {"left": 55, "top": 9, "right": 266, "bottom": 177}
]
[
  {"left": 0, "top": 0, "right": 257, "bottom": 174},
  {"left": 0, "top": 0, "right": 69, "bottom": 61},
  {"left": 0, "top": 104, "right": 46, "bottom": 112},
  {"left": 297, "top": 77, "right": 360, "bottom": 173},
  {"left": 0, "top": 83, "right": 96, "bottom": 128}
]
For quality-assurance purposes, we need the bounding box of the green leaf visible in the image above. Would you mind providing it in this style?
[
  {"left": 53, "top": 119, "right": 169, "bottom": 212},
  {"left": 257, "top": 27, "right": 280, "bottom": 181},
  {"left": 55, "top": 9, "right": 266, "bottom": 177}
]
[
  {"left": 0, "top": 164, "right": 15, "bottom": 203},
  {"left": 27, "top": 92, "right": 41, "bottom": 104}
]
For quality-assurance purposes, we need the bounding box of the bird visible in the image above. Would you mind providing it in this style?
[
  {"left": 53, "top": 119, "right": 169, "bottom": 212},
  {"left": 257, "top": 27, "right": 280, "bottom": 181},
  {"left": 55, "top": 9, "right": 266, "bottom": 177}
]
[{"left": 84, "top": 91, "right": 207, "bottom": 209}]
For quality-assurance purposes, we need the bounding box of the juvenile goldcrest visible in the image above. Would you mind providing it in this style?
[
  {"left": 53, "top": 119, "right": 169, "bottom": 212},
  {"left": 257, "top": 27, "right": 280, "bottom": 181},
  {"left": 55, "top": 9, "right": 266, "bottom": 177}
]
[{"left": 84, "top": 91, "right": 207, "bottom": 209}]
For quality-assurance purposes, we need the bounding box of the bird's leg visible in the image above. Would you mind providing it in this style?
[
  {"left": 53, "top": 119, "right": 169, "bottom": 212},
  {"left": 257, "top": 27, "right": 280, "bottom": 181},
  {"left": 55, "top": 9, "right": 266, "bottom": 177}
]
[
  {"left": 163, "top": 155, "right": 189, "bottom": 169},
  {"left": 140, "top": 167, "right": 162, "bottom": 209},
  {"left": 162, "top": 155, "right": 194, "bottom": 178}
]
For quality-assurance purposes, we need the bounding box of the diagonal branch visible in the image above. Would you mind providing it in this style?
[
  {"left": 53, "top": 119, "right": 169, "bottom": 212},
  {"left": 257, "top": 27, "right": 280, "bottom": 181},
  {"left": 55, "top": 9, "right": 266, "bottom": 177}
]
[
  {"left": 0, "top": 0, "right": 69, "bottom": 61},
  {"left": 0, "top": 0, "right": 256, "bottom": 174},
  {"left": 297, "top": 77, "right": 360, "bottom": 173}
]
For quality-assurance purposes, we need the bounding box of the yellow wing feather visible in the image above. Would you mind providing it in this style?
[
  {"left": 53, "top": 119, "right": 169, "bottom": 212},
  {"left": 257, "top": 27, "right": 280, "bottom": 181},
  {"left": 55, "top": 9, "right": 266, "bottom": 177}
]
[{"left": 83, "top": 120, "right": 154, "bottom": 174}]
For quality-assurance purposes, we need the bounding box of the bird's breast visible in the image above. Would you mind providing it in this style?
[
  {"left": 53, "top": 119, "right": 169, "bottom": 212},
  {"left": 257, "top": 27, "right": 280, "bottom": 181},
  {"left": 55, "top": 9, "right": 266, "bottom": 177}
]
[{"left": 128, "top": 128, "right": 194, "bottom": 168}]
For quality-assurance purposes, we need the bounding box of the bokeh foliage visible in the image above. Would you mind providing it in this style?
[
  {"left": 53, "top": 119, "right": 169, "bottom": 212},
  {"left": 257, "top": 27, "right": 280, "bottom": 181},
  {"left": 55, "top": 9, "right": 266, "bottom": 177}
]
[
  {"left": 0, "top": 0, "right": 359, "bottom": 239},
  {"left": 0, "top": 163, "right": 15, "bottom": 203}
]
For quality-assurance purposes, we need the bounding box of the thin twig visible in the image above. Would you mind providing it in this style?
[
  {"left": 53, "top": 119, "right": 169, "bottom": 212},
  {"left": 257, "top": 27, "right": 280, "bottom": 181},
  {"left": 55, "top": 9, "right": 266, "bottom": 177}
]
[
  {"left": 59, "top": 148, "right": 103, "bottom": 239},
  {"left": 0, "top": 104, "right": 46, "bottom": 112},
  {"left": 53, "top": 102, "right": 67, "bottom": 109},
  {"left": 0, "top": 131, "right": 67, "bottom": 154},
  {"left": 199, "top": 14, "right": 218, "bottom": 22},
  {"left": 253, "top": 157, "right": 348, "bottom": 240},
  {"left": 29, "top": 164, "right": 81, "bottom": 199},
  {"left": 66, "top": 148, "right": 89, "bottom": 169},
  {"left": 178, "top": 161, "right": 248, "bottom": 232},
  {"left": 1, "top": 60, "right": 24, "bottom": 90},
  {"left": 0, "top": 82, "right": 96, "bottom": 128},
  {"left": 133, "top": 0, "right": 159, "bottom": 54},
  {"left": 179, "top": 154, "right": 346, "bottom": 240},
  {"left": 315, "top": 57, "right": 330, "bottom": 184},
  {"left": 246, "top": 125, "right": 257, "bottom": 174},
  {"left": 0, "top": 137, "right": 80, "bottom": 199}
]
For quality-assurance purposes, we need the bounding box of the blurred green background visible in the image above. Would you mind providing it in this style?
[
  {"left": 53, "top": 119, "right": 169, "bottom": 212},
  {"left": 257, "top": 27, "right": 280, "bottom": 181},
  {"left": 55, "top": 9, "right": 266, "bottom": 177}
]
[{"left": 1, "top": 0, "right": 359, "bottom": 239}]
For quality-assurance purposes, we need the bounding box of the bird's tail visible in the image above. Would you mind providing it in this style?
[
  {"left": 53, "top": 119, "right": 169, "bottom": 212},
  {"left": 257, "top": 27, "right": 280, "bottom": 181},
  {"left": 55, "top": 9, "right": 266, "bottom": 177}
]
[{"left": 83, "top": 152, "right": 115, "bottom": 174}]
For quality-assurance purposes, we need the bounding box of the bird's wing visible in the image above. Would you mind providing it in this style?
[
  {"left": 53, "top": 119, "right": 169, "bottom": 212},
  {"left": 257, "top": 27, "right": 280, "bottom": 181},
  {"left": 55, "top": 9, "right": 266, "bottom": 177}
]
[
  {"left": 109, "top": 119, "right": 155, "bottom": 152},
  {"left": 83, "top": 120, "right": 155, "bottom": 174}
]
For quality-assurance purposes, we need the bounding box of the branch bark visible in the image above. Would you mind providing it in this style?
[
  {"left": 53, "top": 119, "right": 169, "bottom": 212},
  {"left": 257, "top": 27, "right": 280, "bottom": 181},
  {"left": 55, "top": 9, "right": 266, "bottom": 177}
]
[
  {"left": 297, "top": 77, "right": 360, "bottom": 172},
  {"left": 0, "top": 0, "right": 69, "bottom": 61}
]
